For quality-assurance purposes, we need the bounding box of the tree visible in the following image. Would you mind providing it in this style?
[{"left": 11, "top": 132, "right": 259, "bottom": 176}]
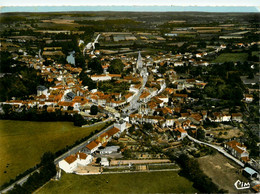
[
  {"left": 0, "top": 51, "right": 15, "bottom": 73},
  {"left": 158, "top": 65, "right": 166, "bottom": 74},
  {"left": 96, "top": 157, "right": 101, "bottom": 163},
  {"left": 79, "top": 72, "right": 97, "bottom": 90},
  {"left": 73, "top": 114, "right": 87, "bottom": 126},
  {"left": 143, "top": 123, "right": 153, "bottom": 131},
  {"left": 10, "top": 184, "right": 27, "bottom": 194},
  {"left": 88, "top": 58, "right": 103, "bottom": 74},
  {"left": 75, "top": 53, "right": 86, "bottom": 68},
  {"left": 68, "top": 106, "right": 74, "bottom": 111},
  {"left": 90, "top": 105, "right": 98, "bottom": 115},
  {"left": 108, "top": 59, "right": 124, "bottom": 74},
  {"left": 40, "top": 152, "right": 55, "bottom": 166},
  {"left": 197, "top": 128, "right": 205, "bottom": 140}
]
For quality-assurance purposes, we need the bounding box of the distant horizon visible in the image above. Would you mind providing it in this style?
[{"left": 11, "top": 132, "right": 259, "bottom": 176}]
[{"left": 1, "top": 6, "right": 260, "bottom": 13}]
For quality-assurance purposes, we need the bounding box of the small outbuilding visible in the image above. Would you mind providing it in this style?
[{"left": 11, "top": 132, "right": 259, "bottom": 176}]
[
  {"left": 243, "top": 167, "right": 258, "bottom": 179},
  {"left": 100, "top": 146, "right": 120, "bottom": 155},
  {"left": 100, "top": 157, "right": 109, "bottom": 166}
]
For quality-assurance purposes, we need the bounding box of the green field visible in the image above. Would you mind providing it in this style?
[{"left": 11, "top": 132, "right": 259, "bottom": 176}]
[
  {"left": 0, "top": 120, "right": 106, "bottom": 186},
  {"left": 252, "top": 51, "right": 260, "bottom": 57},
  {"left": 37, "top": 171, "right": 197, "bottom": 194},
  {"left": 212, "top": 53, "right": 248, "bottom": 63}
]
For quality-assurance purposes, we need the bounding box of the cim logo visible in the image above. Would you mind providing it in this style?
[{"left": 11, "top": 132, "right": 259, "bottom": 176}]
[{"left": 234, "top": 180, "right": 250, "bottom": 190}]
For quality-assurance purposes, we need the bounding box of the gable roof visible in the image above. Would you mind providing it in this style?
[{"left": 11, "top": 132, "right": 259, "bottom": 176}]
[
  {"left": 78, "top": 152, "right": 87, "bottom": 160},
  {"left": 226, "top": 140, "right": 247, "bottom": 154},
  {"left": 107, "top": 127, "right": 120, "bottom": 137},
  {"left": 86, "top": 140, "right": 99, "bottom": 150},
  {"left": 64, "top": 155, "right": 77, "bottom": 164},
  {"left": 174, "top": 127, "right": 187, "bottom": 133}
]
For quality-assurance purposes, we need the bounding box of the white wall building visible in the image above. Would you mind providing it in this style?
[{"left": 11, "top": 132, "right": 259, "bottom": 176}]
[
  {"left": 100, "top": 157, "right": 109, "bottom": 166},
  {"left": 91, "top": 74, "right": 111, "bottom": 81},
  {"left": 58, "top": 153, "right": 93, "bottom": 173},
  {"left": 114, "top": 121, "right": 126, "bottom": 133}
]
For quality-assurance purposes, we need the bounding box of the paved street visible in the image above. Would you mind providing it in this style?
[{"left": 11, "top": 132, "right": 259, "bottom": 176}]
[{"left": 187, "top": 135, "right": 245, "bottom": 167}]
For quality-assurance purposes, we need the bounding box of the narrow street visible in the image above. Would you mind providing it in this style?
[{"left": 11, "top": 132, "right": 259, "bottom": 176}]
[{"left": 187, "top": 135, "right": 245, "bottom": 167}]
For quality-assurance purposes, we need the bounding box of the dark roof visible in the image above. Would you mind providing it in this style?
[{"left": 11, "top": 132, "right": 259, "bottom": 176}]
[
  {"left": 66, "top": 92, "right": 76, "bottom": 99},
  {"left": 37, "top": 85, "right": 47, "bottom": 91}
]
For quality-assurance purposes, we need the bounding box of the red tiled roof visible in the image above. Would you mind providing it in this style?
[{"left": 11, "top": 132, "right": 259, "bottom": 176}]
[
  {"left": 226, "top": 140, "right": 247, "bottom": 154},
  {"left": 174, "top": 127, "right": 187, "bottom": 133},
  {"left": 173, "top": 93, "right": 188, "bottom": 98},
  {"left": 73, "top": 96, "right": 89, "bottom": 104},
  {"left": 86, "top": 141, "right": 99, "bottom": 150},
  {"left": 100, "top": 132, "right": 108, "bottom": 139},
  {"left": 181, "top": 113, "right": 190, "bottom": 117},
  {"left": 241, "top": 156, "right": 250, "bottom": 163},
  {"left": 252, "top": 184, "right": 260, "bottom": 192},
  {"left": 107, "top": 127, "right": 120, "bottom": 137},
  {"left": 108, "top": 74, "right": 121, "bottom": 78},
  {"left": 64, "top": 155, "right": 77, "bottom": 164},
  {"left": 140, "top": 92, "right": 150, "bottom": 99},
  {"left": 58, "top": 101, "right": 75, "bottom": 107},
  {"left": 78, "top": 152, "right": 87, "bottom": 160}
]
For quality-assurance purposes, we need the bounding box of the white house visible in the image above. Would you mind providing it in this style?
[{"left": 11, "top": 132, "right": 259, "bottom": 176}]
[
  {"left": 244, "top": 94, "right": 253, "bottom": 103},
  {"left": 59, "top": 155, "right": 77, "bottom": 173},
  {"left": 85, "top": 140, "right": 101, "bottom": 153},
  {"left": 129, "top": 84, "right": 141, "bottom": 94},
  {"left": 143, "top": 115, "right": 164, "bottom": 125},
  {"left": 139, "top": 92, "right": 151, "bottom": 103},
  {"left": 157, "top": 94, "right": 168, "bottom": 104},
  {"left": 174, "top": 127, "right": 187, "bottom": 140},
  {"left": 124, "top": 92, "right": 135, "bottom": 103},
  {"left": 174, "top": 61, "right": 184, "bottom": 66},
  {"left": 232, "top": 113, "right": 243, "bottom": 122},
  {"left": 59, "top": 153, "right": 93, "bottom": 173},
  {"left": 225, "top": 140, "right": 249, "bottom": 162},
  {"left": 76, "top": 153, "right": 93, "bottom": 166},
  {"left": 37, "top": 85, "right": 48, "bottom": 96},
  {"left": 100, "top": 157, "right": 109, "bottom": 166},
  {"left": 91, "top": 74, "right": 111, "bottom": 81},
  {"left": 114, "top": 121, "right": 126, "bottom": 133},
  {"left": 222, "top": 112, "right": 231, "bottom": 122},
  {"left": 164, "top": 119, "right": 175, "bottom": 127}
]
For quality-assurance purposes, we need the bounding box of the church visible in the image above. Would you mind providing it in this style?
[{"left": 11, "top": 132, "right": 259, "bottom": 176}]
[
  {"left": 136, "top": 51, "right": 143, "bottom": 70},
  {"left": 134, "top": 51, "right": 147, "bottom": 77}
]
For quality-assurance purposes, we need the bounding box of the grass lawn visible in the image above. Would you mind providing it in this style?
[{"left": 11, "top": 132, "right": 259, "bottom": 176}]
[
  {"left": 207, "top": 128, "right": 244, "bottom": 139},
  {"left": 0, "top": 120, "right": 106, "bottom": 186},
  {"left": 212, "top": 53, "right": 248, "bottom": 63},
  {"left": 252, "top": 51, "right": 259, "bottom": 57},
  {"left": 37, "top": 171, "right": 197, "bottom": 194},
  {"left": 197, "top": 153, "right": 248, "bottom": 193}
]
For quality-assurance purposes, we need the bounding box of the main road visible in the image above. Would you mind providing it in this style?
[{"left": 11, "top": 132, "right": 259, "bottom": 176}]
[
  {"left": 122, "top": 67, "right": 166, "bottom": 117},
  {"left": 122, "top": 68, "right": 148, "bottom": 116}
]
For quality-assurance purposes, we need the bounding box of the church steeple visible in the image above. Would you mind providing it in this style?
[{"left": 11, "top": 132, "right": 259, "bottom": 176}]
[{"left": 136, "top": 51, "right": 143, "bottom": 69}]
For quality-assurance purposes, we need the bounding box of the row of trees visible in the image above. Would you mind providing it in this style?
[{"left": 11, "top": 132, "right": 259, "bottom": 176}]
[
  {"left": 9, "top": 152, "right": 56, "bottom": 194},
  {"left": 0, "top": 104, "right": 90, "bottom": 127}
]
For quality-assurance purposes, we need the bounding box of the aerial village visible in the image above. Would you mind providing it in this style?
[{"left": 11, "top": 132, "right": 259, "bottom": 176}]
[
  {"left": 0, "top": 12, "right": 259, "bottom": 193},
  {"left": 1, "top": 34, "right": 259, "bottom": 179}
]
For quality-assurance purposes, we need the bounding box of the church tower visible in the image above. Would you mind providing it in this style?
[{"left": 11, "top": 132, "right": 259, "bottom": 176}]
[{"left": 136, "top": 51, "right": 143, "bottom": 70}]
